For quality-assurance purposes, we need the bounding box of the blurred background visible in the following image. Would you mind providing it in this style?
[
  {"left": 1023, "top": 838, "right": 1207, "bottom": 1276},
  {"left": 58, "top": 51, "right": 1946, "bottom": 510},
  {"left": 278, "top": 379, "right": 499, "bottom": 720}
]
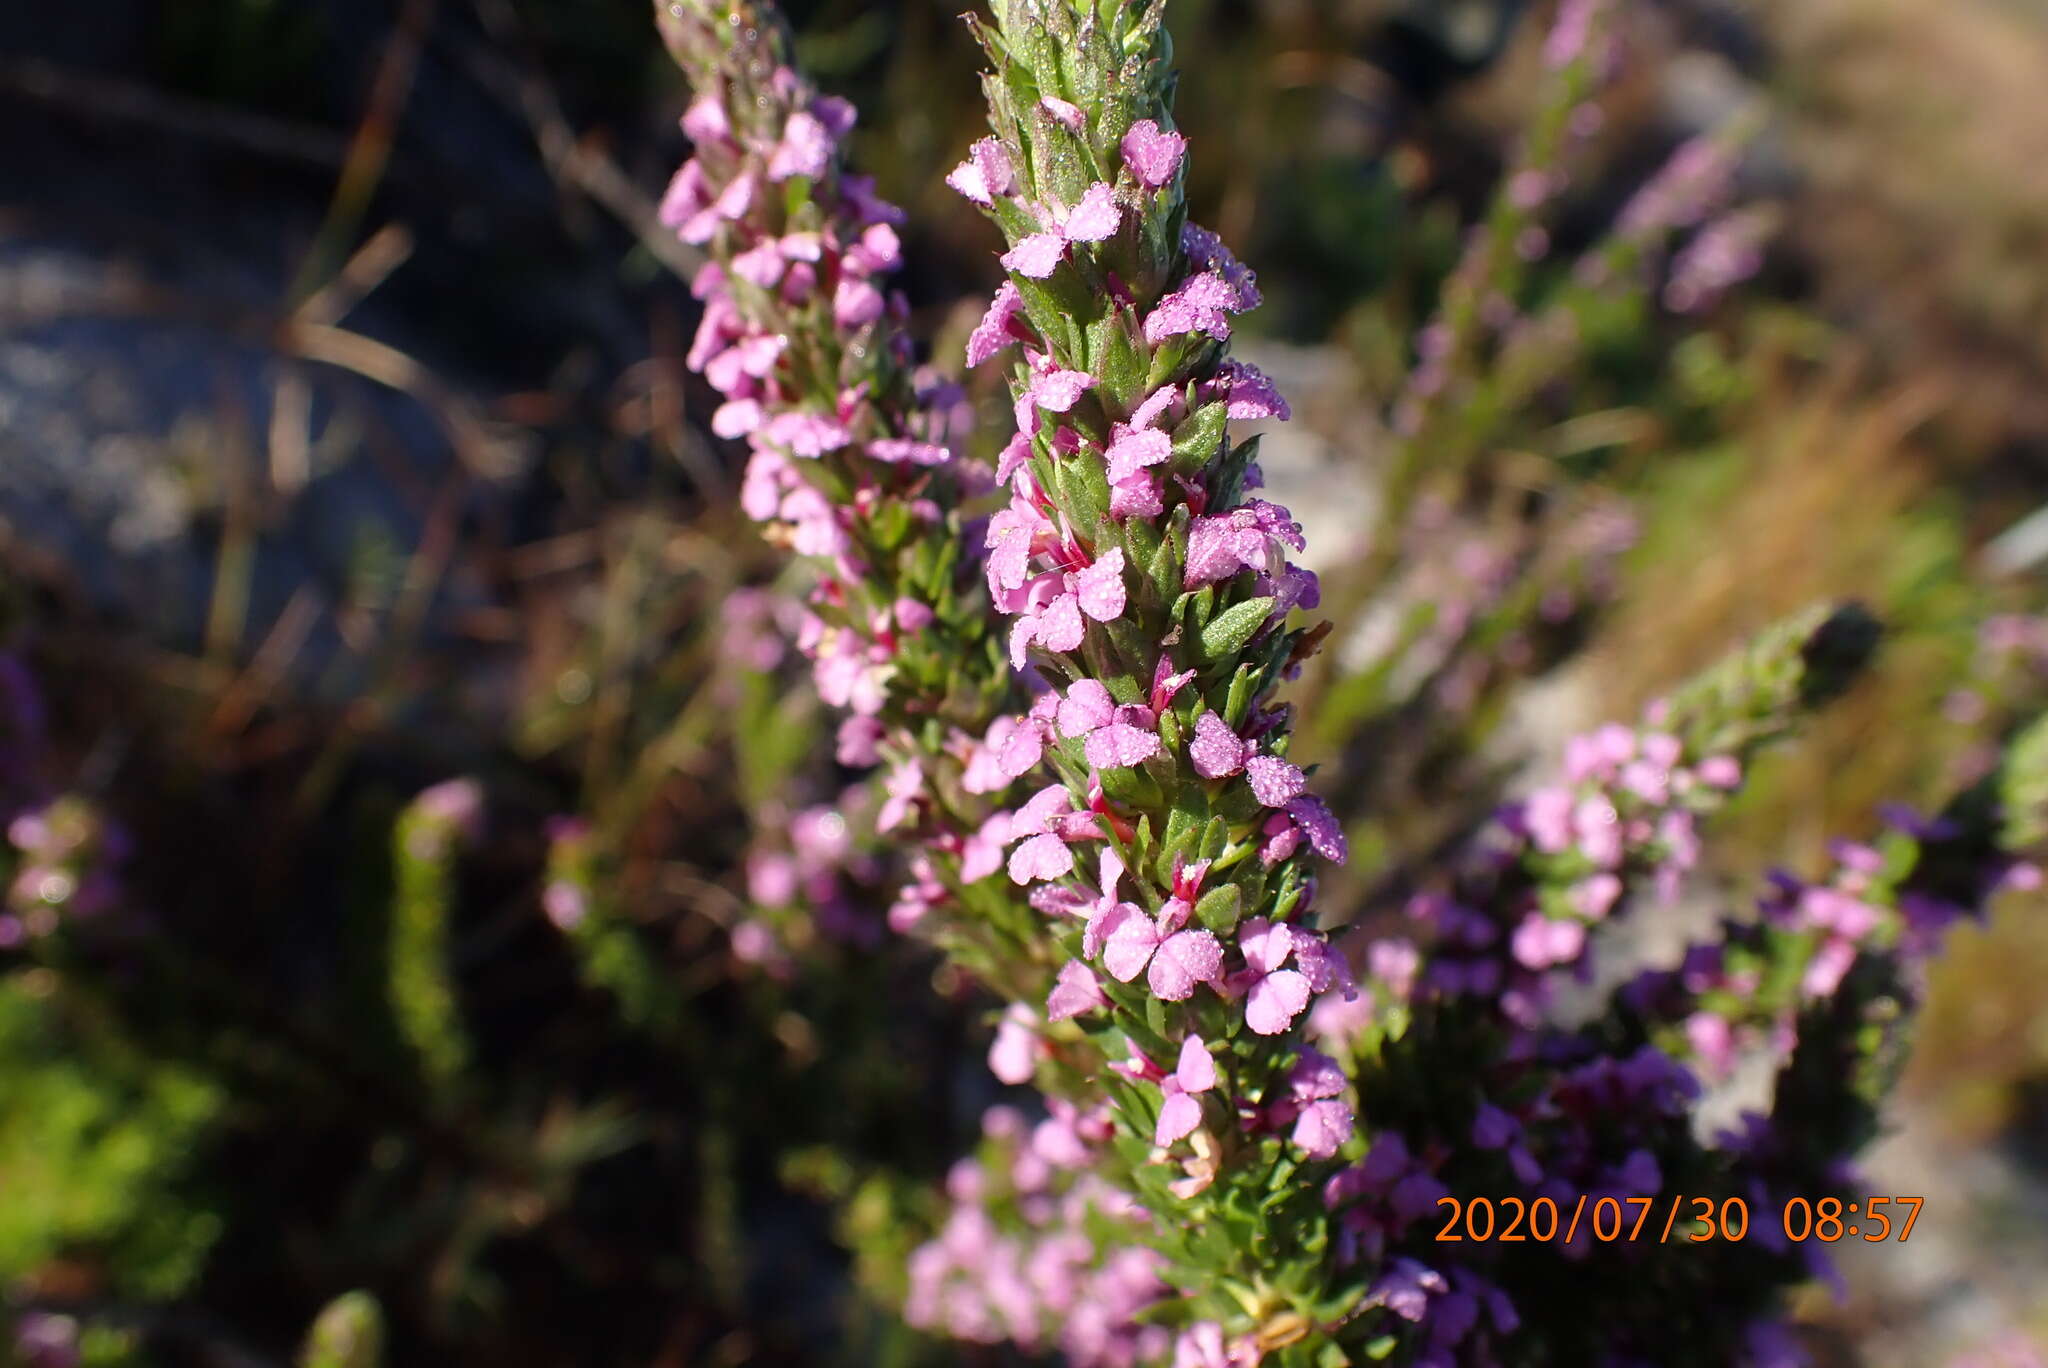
[{"left": 2, "top": 0, "right": 2047, "bottom": 1363}]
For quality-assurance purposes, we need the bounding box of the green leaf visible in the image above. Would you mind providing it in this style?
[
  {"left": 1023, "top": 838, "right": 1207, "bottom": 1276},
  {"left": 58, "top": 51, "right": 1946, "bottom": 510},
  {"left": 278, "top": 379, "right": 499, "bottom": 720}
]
[
  {"left": 1091, "top": 309, "right": 1150, "bottom": 409},
  {"left": 1199, "top": 596, "right": 1276, "bottom": 662},
  {"left": 1193, "top": 882, "right": 1242, "bottom": 934},
  {"left": 1169, "top": 400, "right": 1229, "bottom": 476},
  {"left": 1223, "top": 663, "right": 1258, "bottom": 728},
  {"left": 1055, "top": 453, "right": 1112, "bottom": 548}
]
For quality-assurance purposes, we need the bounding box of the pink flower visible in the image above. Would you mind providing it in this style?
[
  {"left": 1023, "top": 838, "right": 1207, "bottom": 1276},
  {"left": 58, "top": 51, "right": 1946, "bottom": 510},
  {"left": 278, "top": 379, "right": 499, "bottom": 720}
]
[
  {"left": 835, "top": 716, "right": 884, "bottom": 767},
  {"left": 1183, "top": 500, "right": 1304, "bottom": 587},
  {"left": 1105, "top": 424, "right": 1172, "bottom": 483},
  {"left": 1510, "top": 913, "right": 1586, "bottom": 970},
  {"left": 680, "top": 94, "right": 730, "bottom": 147},
  {"left": 967, "top": 281, "right": 1030, "bottom": 367},
  {"left": 1258, "top": 810, "right": 1301, "bottom": 865},
  {"left": 1233, "top": 918, "right": 1312, "bottom": 1034},
  {"left": 712, "top": 398, "right": 764, "bottom": 438},
  {"left": 1109, "top": 471, "right": 1163, "bottom": 518},
  {"left": 844, "top": 222, "right": 901, "bottom": 274},
  {"left": 659, "top": 160, "right": 710, "bottom": 235},
  {"left": 1103, "top": 900, "right": 1224, "bottom": 1002},
  {"left": 946, "top": 137, "right": 1016, "bottom": 206},
  {"left": 729, "top": 239, "right": 785, "bottom": 287},
  {"left": 760, "top": 409, "right": 851, "bottom": 457},
  {"left": 984, "top": 494, "right": 1058, "bottom": 594},
  {"left": 1285, "top": 1047, "right": 1354, "bottom": 1159},
  {"left": 1523, "top": 787, "right": 1576, "bottom": 852},
  {"left": 997, "top": 183, "right": 1122, "bottom": 277},
  {"left": 1079, "top": 846, "right": 1143, "bottom": 958},
  {"left": 833, "top": 277, "right": 884, "bottom": 328},
  {"left": 988, "top": 1004, "right": 1040, "bottom": 1084},
  {"left": 1047, "top": 959, "right": 1109, "bottom": 1022},
  {"left": 1154, "top": 1035, "right": 1217, "bottom": 1146},
  {"left": 1007, "top": 783, "right": 1095, "bottom": 885},
  {"left": 1017, "top": 367, "right": 1096, "bottom": 425},
  {"left": 1039, "top": 95, "right": 1087, "bottom": 131},
  {"left": 1058, "top": 182, "right": 1122, "bottom": 243},
  {"left": 1245, "top": 754, "right": 1306, "bottom": 807},
  {"left": 767, "top": 109, "right": 834, "bottom": 182},
  {"left": 1002, "top": 232, "right": 1068, "bottom": 278},
  {"left": 1190, "top": 710, "right": 1251, "bottom": 779},
  {"left": 1007, "top": 548, "right": 1128, "bottom": 668},
  {"left": 1697, "top": 754, "right": 1742, "bottom": 789},
  {"left": 865, "top": 437, "right": 950, "bottom": 466},
  {"left": 1121, "top": 119, "right": 1187, "bottom": 189},
  {"left": 876, "top": 759, "right": 924, "bottom": 833},
  {"left": 1057, "top": 680, "right": 1162, "bottom": 770}
]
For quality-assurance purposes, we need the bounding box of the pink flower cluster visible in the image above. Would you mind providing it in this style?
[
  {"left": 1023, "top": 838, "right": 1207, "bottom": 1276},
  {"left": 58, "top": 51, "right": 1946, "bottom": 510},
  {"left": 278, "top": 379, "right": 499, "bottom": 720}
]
[
  {"left": 666, "top": 49, "right": 987, "bottom": 772},
  {"left": 905, "top": 1105, "right": 1172, "bottom": 1367},
  {"left": 3, "top": 796, "right": 127, "bottom": 946}
]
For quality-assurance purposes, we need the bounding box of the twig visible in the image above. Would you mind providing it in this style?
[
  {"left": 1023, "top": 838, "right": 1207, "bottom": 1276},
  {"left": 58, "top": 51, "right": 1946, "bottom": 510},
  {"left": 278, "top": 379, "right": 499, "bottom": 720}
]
[
  {"left": 457, "top": 0, "right": 705, "bottom": 282},
  {"left": 0, "top": 56, "right": 355, "bottom": 169}
]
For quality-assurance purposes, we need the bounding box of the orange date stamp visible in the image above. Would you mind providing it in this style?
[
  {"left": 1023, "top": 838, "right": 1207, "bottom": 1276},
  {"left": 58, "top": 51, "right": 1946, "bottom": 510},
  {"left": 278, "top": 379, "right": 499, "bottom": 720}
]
[{"left": 1434, "top": 1194, "right": 1923, "bottom": 1245}]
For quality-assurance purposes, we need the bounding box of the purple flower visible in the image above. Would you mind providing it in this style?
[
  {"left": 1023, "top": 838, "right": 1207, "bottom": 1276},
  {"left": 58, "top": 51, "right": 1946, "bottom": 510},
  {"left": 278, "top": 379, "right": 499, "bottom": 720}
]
[
  {"left": 1369, "top": 1258, "right": 1448, "bottom": 1322},
  {"left": 1210, "top": 360, "right": 1291, "bottom": 421},
  {"left": 1279, "top": 794, "right": 1348, "bottom": 864}
]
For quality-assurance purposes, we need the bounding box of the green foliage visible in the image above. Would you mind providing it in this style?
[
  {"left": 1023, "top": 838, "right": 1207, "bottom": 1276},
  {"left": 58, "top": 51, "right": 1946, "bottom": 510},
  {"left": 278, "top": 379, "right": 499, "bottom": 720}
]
[
  {"left": 387, "top": 796, "right": 475, "bottom": 1089},
  {"left": 0, "top": 976, "right": 220, "bottom": 1299},
  {"left": 298, "top": 1292, "right": 384, "bottom": 1368}
]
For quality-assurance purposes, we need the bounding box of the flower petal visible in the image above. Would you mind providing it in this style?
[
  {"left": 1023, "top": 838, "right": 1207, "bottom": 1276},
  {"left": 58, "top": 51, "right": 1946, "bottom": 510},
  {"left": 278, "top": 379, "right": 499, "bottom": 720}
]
[
  {"left": 1155, "top": 1090, "right": 1203, "bottom": 1147},
  {"left": 1007, "top": 832, "right": 1074, "bottom": 886},
  {"left": 1102, "top": 912, "right": 1163, "bottom": 982},
  {"left": 1057, "top": 680, "right": 1117, "bottom": 738},
  {"left": 1189, "top": 710, "right": 1249, "bottom": 779},
  {"left": 1237, "top": 917, "right": 1293, "bottom": 976},
  {"left": 1075, "top": 548, "right": 1127, "bottom": 622},
  {"left": 1149, "top": 929, "right": 1223, "bottom": 1001},
  {"left": 1084, "top": 722, "right": 1161, "bottom": 770},
  {"left": 1060, "top": 182, "right": 1121, "bottom": 243},
  {"left": 1246, "top": 969, "right": 1312, "bottom": 1034},
  {"left": 1001, "top": 232, "right": 1067, "bottom": 278},
  {"left": 1175, "top": 1035, "right": 1216, "bottom": 1094},
  {"left": 1285, "top": 794, "right": 1348, "bottom": 863},
  {"left": 1047, "top": 960, "right": 1108, "bottom": 1022},
  {"left": 1120, "top": 118, "right": 1187, "bottom": 189},
  {"left": 1245, "top": 755, "right": 1307, "bottom": 807},
  {"left": 1104, "top": 425, "right": 1172, "bottom": 483},
  {"left": 1034, "top": 592, "right": 1086, "bottom": 653}
]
